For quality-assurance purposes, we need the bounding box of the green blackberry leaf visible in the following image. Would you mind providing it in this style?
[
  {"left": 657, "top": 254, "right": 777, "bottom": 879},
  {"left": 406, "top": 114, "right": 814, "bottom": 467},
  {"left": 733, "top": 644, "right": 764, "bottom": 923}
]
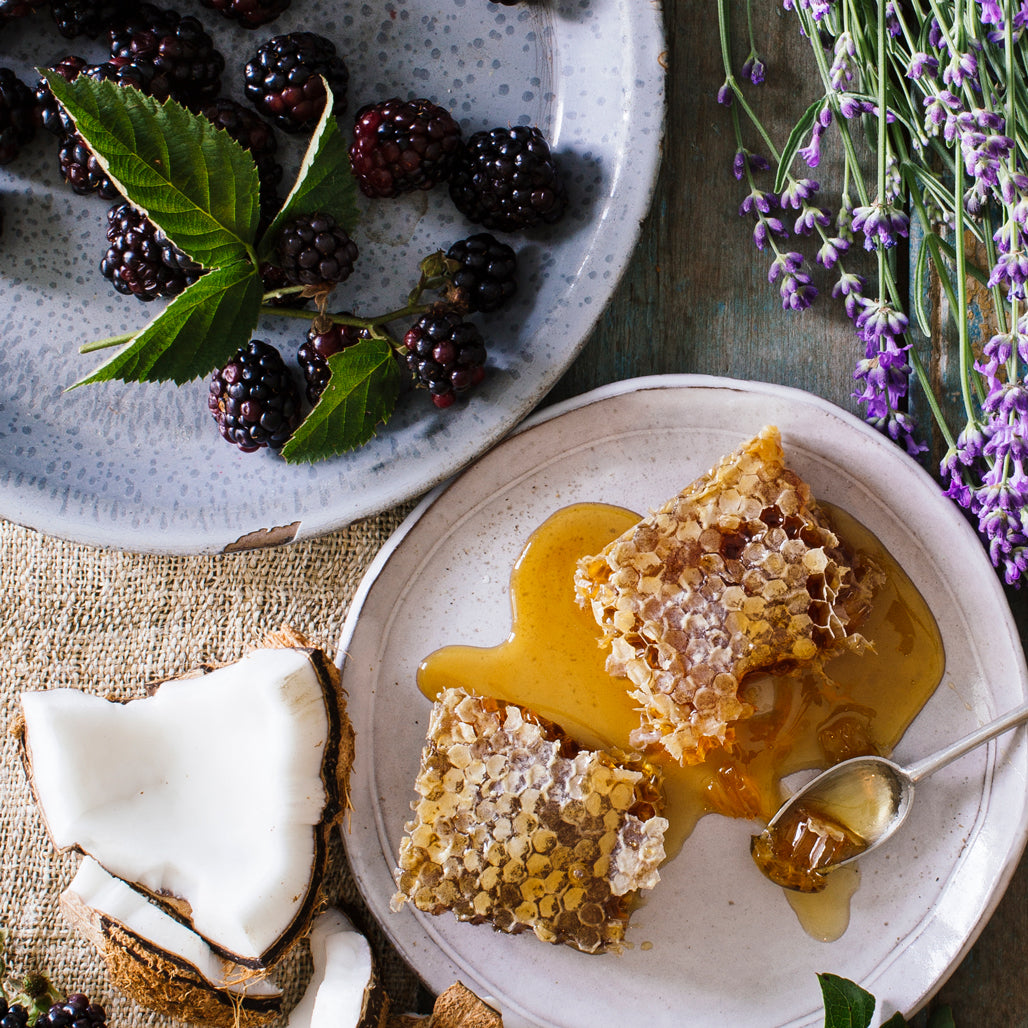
[
  {"left": 281, "top": 336, "right": 401, "bottom": 463},
  {"left": 42, "top": 73, "right": 260, "bottom": 269},
  {"left": 818, "top": 973, "right": 877, "bottom": 1028},
  {"left": 257, "top": 79, "right": 359, "bottom": 262},
  {"left": 74, "top": 262, "right": 262, "bottom": 387}
]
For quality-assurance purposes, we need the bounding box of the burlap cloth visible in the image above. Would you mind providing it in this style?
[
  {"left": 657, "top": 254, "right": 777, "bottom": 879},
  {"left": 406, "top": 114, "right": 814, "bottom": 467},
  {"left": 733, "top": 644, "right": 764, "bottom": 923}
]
[{"left": 0, "top": 510, "right": 433, "bottom": 1025}]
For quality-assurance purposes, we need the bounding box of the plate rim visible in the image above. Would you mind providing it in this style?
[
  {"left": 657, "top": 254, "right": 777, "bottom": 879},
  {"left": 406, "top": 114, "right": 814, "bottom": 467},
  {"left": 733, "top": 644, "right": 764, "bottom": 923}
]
[{"left": 336, "top": 373, "right": 1028, "bottom": 1026}]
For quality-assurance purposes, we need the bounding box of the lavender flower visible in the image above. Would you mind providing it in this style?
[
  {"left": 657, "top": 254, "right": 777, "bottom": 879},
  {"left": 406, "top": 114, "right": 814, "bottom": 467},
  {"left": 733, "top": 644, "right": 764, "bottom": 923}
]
[
  {"left": 851, "top": 200, "right": 910, "bottom": 250},
  {"left": 816, "top": 235, "right": 849, "bottom": 268},
  {"left": 719, "top": 0, "right": 1028, "bottom": 584},
  {"left": 907, "top": 52, "right": 939, "bottom": 79},
  {"left": 830, "top": 32, "right": 856, "bottom": 89},
  {"left": 742, "top": 54, "right": 766, "bottom": 85}
]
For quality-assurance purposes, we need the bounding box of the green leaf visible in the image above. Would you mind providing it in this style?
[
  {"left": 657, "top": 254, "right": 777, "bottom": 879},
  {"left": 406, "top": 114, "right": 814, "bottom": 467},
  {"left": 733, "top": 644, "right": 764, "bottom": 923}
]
[
  {"left": 880, "top": 1015, "right": 911, "bottom": 1027},
  {"left": 774, "top": 97, "right": 825, "bottom": 194},
  {"left": 818, "top": 973, "right": 877, "bottom": 1028},
  {"left": 281, "top": 336, "right": 402, "bottom": 463},
  {"left": 257, "top": 79, "right": 359, "bottom": 262},
  {"left": 74, "top": 262, "right": 262, "bottom": 386},
  {"left": 42, "top": 73, "right": 259, "bottom": 268}
]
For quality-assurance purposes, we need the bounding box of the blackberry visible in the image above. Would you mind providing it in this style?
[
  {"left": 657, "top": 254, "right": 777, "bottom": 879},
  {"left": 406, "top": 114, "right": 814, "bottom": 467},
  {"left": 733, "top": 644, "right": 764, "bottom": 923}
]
[
  {"left": 243, "top": 32, "right": 348, "bottom": 134},
  {"left": 403, "top": 308, "right": 487, "bottom": 409},
  {"left": 0, "top": 999, "right": 28, "bottom": 1028},
  {"left": 297, "top": 318, "right": 368, "bottom": 403},
  {"left": 201, "top": 97, "right": 282, "bottom": 193},
  {"left": 208, "top": 339, "right": 302, "bottom": 452},
  {"left": 349, "top": 97, "right": 462, "bottom": 198},
  {"left": 38, "top": 994, "right": 107, "bottom": 1026},
  {"left": 58, "top": 132, "right": 120, "bottom": 198},
  {"left": 50, "top": 0, "right": 130, "bottom": 38},
  {"left": 100, "top": 202, "right": 203, "bottom": 300},
  {"left": 0, "top": 69, "right": 36, "bottom": 166},
  {"left": 448, "top": 125, "right": 568, "bottom": 232},
  {"left": 199, "top": 0, "right": 290, "bottom": 29},
  {"left": 34, "top": 55, "right": 89, "bottom": 135},
  {"left": 445, "top": 232, "right": 517, "bottom": 313},
  {"left": 275, "top": 212, "right": 358, "bottom": 288},
  {"left": 109, "top": 4, "right": 224, "bottom": 108}
]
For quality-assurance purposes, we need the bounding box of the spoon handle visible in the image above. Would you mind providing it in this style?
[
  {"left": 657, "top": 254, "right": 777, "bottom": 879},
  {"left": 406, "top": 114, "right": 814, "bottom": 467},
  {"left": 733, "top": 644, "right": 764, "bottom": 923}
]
[{"left": 905, "top": 698, "right": 1028, "bottom": 783}]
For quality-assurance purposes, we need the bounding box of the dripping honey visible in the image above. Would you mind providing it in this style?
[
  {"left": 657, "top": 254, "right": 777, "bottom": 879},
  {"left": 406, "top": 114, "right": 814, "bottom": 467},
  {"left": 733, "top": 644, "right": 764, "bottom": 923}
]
[{"left": 417, "top": 501, "right": 945, "bottom": 938}]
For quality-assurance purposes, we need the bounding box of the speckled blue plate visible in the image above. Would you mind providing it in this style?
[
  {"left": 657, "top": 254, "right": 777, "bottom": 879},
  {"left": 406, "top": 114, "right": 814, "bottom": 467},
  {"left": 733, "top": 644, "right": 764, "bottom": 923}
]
[{"left": 0, "top": 0, "right": 665, "bottom": 553}]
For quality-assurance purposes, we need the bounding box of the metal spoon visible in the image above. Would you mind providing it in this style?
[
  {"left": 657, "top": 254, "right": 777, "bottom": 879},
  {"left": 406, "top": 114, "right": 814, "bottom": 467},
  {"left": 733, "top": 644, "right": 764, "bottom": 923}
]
[{"left": 753, "top": 698, "right": 1028, "bottom": 888}]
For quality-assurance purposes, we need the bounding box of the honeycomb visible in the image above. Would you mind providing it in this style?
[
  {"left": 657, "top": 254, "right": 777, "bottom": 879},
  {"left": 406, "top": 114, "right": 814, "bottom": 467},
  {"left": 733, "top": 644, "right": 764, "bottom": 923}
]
[
  {"left": 574, "top": 425, "right": 881, "bottom": 766},
  {"left": 391, "top": 688, "right": 668, "bottom": 954}
]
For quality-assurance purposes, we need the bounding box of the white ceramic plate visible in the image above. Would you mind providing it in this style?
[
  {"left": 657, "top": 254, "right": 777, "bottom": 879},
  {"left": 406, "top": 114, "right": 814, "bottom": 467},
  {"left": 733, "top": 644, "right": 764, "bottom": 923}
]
[
  {"left": 0, "top": 0, "right": 664, "bottom": 553},
  {"left": 338, "top": 375, "right": 1028, "bottom": 1028}
]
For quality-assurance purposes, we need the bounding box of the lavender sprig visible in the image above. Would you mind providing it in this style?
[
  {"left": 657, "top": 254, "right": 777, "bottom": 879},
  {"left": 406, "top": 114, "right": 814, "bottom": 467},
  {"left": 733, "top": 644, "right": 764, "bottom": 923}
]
[{"left": 720, "top": 0, "right": 1028, "bottom": 586}]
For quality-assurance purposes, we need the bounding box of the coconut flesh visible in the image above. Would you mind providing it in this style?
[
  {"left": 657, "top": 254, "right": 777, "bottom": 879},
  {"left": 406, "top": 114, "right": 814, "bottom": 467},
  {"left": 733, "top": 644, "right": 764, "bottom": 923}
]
[
  {"left": 20, "top": 644, "right": 350, "bottom": 969},
  {"left": 286, "top": 908, "right": 382, "bottom": 1028},
  {"left": 61, "top": 856, "right": 281, "bottom": 1026}
]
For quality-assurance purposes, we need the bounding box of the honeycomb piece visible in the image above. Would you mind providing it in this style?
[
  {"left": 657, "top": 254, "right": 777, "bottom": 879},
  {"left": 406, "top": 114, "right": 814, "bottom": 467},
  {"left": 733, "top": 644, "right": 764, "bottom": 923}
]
[
  {"left": 391, "top": 688, "right": 668, "bottom": 954},
  {"left": 574, "top": 425, "right": 880, "bottom": 766}
]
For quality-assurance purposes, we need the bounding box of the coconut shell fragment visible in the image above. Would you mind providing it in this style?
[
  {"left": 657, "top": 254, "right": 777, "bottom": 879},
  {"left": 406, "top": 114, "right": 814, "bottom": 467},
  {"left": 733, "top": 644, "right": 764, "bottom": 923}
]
[{"left": 385, "top": 983, "right": 503, "bottom": 1028}]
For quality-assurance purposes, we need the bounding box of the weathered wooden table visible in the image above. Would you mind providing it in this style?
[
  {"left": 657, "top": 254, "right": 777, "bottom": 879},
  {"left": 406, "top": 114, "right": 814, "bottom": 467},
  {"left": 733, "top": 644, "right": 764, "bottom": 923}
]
[{"left": 546, "top": 1, "right": 1028, "bottom": 1024}]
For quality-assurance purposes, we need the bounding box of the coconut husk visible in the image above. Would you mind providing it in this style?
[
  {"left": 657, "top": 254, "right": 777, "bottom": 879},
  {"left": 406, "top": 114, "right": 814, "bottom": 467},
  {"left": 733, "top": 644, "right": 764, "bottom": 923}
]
[{"left": 60, "top": 887, "right": 280, "bottom": 1028}]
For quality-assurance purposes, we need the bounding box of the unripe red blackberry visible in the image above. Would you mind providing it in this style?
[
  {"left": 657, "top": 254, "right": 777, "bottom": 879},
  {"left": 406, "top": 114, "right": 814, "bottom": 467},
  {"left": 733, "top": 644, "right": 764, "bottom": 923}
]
[
  {"left": 208, "top": 339, "right": 302, "bottom": 452},
  {"left": 100, "top": 202, "right": 203, "bottom": 301},
  {"left": 445, "top": 232, "right": 517, "bottom": 313},
  {"left": 297, "top": 318, "right": 368, "bottom": 403},
  {"left": 349, "top": 97, "right": 462, "bottom": 198},
  {"left": 243, "top": 32, "right": 348, "bottom": 134},
  {"left": 199, "top": 0, "right": 290, "bottom": 29},
  {"left": 448, "top": 125, "right": 568, "bottom": 232},
  {"left": 109, "top": 4, "right": 224, "bottom": 108},
  {"left": 201, "top": 97, "right": 282, "bottom": 193},
  {"left": 403, "top": 308, "right": 487, "bottom": 409},
  {"left": 0, "top": 69, "right": 37, "bottom": 166},
  {"left": 275, "top": 212, "right": 358, "bottom": 287}
]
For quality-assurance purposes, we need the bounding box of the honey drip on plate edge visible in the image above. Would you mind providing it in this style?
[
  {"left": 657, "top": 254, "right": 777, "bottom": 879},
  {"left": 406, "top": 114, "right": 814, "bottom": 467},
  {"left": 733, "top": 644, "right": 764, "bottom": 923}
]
[{"left": 417, "top": 502, "right": 945, "bottom": 943}]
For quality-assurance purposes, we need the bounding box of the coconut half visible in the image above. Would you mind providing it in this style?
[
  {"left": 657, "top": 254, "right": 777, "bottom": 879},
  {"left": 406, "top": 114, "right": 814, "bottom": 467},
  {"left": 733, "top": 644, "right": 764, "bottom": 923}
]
[
  {"left": 286, "top": 908, "right": 387, "bottom": 1028},
  {"left": 61, "top": 856, "right": 281, "bottom": 1027},
  {"left": 19, "top": 636, "right": 353, "bottom": 969}
]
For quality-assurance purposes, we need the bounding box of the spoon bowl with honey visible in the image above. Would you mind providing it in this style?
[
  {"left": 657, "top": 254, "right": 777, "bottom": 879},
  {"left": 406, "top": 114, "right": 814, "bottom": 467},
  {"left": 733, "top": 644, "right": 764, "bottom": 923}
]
[{"left": 752, "top": 697, "right": 1028, "bottom": 892}]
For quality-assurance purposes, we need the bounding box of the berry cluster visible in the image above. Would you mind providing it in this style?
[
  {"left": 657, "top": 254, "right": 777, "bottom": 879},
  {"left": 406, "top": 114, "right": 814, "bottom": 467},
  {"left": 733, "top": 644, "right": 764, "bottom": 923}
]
[
  {"left": 37, "top": 994, "right": 107, "bottom": 1026},
  {"left": 1, "top": 2, "right": 562, "bottom": 458}
]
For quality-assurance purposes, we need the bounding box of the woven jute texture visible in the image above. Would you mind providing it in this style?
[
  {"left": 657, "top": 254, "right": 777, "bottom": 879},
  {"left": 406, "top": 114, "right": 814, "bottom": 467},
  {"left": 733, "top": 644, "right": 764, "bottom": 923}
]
[{"left": 0, "top": 511, "right": 430, "bottom": 1025}]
